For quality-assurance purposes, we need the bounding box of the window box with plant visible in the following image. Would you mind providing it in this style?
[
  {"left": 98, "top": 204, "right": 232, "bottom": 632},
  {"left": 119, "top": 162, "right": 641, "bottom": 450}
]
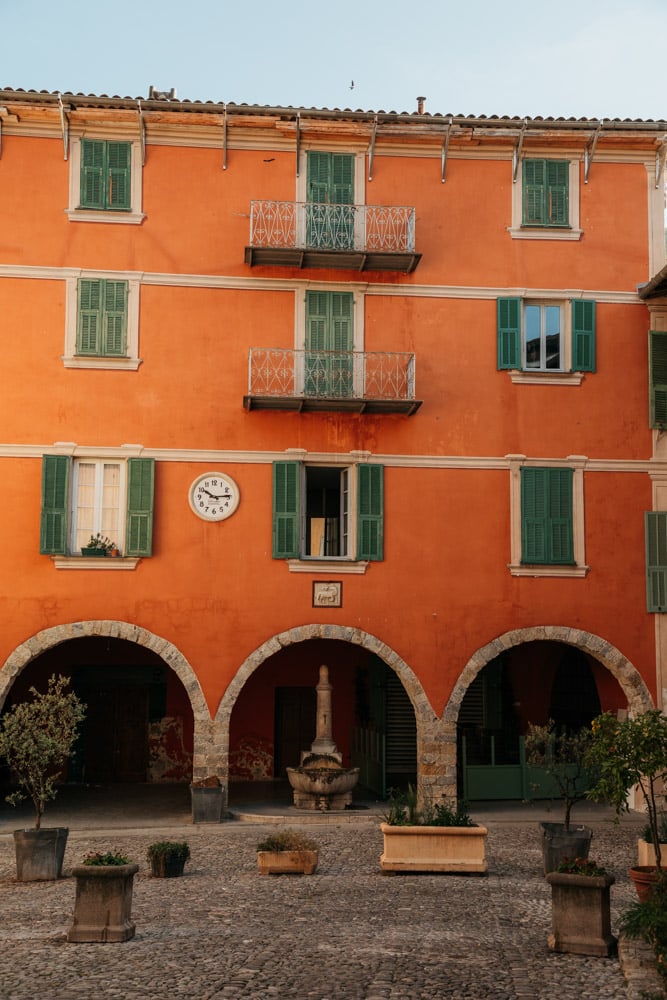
[
  {"left": 525, "top": 721, "right": 594, "bottom": 874},
  {"left": 81, "top": 533, "right": 117, "bottom": 557},
  {"left": 256, "top": 829, "right": 319, "bottom": 875},
  {"left": 0, "top": 674, "right": 85, "bottom": 881},
  {"left": 147, "top": 840, "right": 190, "bottom": 878},
  {"left": 379, "top": 786, "right": 488, "bottom": 874},
  {"left": 67, "top": 850, "right": 139, "bottom": 943},
  {"left": 546, "top": 857, "right": 616, "bottom": 957}
]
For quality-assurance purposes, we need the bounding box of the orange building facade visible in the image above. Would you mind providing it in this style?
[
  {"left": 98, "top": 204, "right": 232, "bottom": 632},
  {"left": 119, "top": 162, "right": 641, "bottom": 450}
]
[{"left": 0, "top": 89, "right": 666, "bottom": 809}]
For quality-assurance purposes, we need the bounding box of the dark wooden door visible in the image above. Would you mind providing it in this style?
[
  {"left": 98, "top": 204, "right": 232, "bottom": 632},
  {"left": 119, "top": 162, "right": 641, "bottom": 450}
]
[
  {"left": 81, "top": 685, "right": 149, "bottom": 782},
  {"left": 274, "top": 687, "right": 316, "bottom": 776}
]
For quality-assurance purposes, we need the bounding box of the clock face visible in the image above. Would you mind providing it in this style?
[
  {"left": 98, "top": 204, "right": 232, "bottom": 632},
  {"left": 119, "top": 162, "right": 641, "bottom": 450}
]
[{"left": 189, "top": 473, "right": 240, "bottom": 522}]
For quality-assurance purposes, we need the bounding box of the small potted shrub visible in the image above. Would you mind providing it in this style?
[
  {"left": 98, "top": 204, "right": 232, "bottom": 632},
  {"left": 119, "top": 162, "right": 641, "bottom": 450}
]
[
  {"left": 67, "top": 850, "right": 139, "bottom": 943},
  {"left": 0, "top": 674, "right": 85, "bottom": 881},
  {"left": 256, "top": 829, "right": 319, "bottom": 875},
  {"left": 546, "top": 856, "right": 616, "bottom": 957},
  {"left": 147, "top": 840, "right": 190, "bottom": 878},
  {"left": 379, "top": 785, "right": 488, "bottom": 874},
  {"left": 525, "top": 721, "right": 594, "bottom": 874}
]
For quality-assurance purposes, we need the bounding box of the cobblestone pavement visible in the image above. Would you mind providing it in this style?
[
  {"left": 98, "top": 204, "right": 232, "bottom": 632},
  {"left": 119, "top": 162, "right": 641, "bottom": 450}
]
[{"left": 0, "top": 811, "right": 663, "bottom": 1000}]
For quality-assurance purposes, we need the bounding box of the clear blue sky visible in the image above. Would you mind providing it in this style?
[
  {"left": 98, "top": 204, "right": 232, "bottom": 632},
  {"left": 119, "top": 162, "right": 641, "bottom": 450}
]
[{"left": 1, "top": 0, "right": 665, "bottom": 120}]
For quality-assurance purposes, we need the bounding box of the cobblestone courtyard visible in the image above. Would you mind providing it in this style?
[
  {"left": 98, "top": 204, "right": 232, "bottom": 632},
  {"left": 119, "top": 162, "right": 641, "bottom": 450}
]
[{"left": 0, "top": 806, "right": 662, "bottom": 1000}]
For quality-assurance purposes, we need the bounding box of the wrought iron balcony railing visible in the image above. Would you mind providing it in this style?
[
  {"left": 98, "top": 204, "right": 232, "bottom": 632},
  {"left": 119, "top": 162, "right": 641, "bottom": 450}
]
[
  {"left": 244, "top": 348, "right": 421, "bottom": 415},
  {"left": 245, "top": 201, "right": 421, "bottom": 273}
]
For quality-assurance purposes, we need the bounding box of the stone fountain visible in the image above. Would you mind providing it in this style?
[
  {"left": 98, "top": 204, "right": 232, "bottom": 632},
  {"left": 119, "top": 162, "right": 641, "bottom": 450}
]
[{"left": 286, "top": 665, "right": 360, "bottom": 811}]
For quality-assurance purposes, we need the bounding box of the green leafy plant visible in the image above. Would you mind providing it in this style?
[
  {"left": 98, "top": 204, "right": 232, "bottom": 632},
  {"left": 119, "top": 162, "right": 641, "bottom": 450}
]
[
  {"left": 555, "top": 856, "right": 607, "bottom": 876},
  {"left": 383, "top": 785, "right": 476, "bottom": 827},
  {"left": 256, "top": 829, "right": 318, "bottom": 853},
  {"left": 0, "top": 674, "right": 86, "bottom": 829},
  {"left": 620, "top": 872, "right": 667, "bottom": 989},
  {"left": 84, "top": 532, "right": 115, "bottom": 551},
  {"left": 83, "top": 850, "right": 130, "bottom": 866},
  {"left": 147, "top": 840, "right": 190, "bottom": 864},
  {"left": 524, "top": 721, "right": 594, "bottom": 831},
  {"left": 585, "top": 710, "right": 667, "bottom": 871}
]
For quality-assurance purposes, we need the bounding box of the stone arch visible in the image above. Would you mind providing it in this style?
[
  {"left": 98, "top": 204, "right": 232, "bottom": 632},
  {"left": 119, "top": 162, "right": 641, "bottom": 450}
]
[
  {"left": 443, "top": 625, "right": 654, "bottom": 727},
  {"left": 213, "top": 624, "right": 445, "bottom": 802},
  {"left": 0, "top": 620, "right": 213, "bottom": 780}
]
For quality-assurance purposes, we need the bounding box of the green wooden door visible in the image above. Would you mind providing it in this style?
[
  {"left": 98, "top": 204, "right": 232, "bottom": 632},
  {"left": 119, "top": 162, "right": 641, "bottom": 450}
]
[
  {"left": 306, "top": 152, "right": 354, "bottom": 249},
  {"left": 305, "top": 291, "right": 353, "bottom": 397}
]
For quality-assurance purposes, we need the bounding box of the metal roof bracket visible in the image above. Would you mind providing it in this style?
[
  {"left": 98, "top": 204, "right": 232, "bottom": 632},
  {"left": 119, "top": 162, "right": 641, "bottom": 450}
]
[
  {"left": 441, "top": 117, "right": 452, "bottom": 183},
  {"left": 368, "top": 115, "right": 378, "bottom": 181},
  {"left": 512, "top": 120, "right": 527, "bottom": 182},
  {"left": 655, "top": 137, "right": 667, "bottom": 189},
  {"left": 57, "top": 93, "right": 69, "bottom": 161},
  {"left": 584, "top": 121, "right": 604, "bottom": 184},
  {"left": 296, "top": 113, "right": 301, "bottom": 178},
  {"left": 137, "top": 100, "right": 146, "bottom": 165},
  {"left": 222, "top": 108, "right": 228, "bottom": 170}
]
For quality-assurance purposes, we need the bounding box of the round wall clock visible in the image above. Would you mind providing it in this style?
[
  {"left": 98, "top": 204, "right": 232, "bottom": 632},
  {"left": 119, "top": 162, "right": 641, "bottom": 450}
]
[{"left": 188, "top": 472, "right": 240, "bottom": 522}]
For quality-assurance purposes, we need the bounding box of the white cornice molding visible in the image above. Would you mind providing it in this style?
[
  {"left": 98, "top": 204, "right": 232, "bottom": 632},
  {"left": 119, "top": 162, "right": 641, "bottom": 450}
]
[{"left": 0, "top": 264, "right": 643, "bottom": 306}]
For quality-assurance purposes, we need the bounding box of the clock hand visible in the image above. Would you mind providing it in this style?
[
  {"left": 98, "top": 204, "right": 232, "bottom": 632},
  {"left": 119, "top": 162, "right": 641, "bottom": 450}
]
[{"left": 202, "top": 489, "right": 229, "bottom": 501}]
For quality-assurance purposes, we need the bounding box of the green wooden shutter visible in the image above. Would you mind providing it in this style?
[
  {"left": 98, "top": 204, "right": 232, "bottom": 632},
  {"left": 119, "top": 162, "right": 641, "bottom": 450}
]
[
  {"left": 522, "top": 159, "right": 545, "bottom": 225},
  {"left": 102, "top": 281, "right": 128, "bottom": 355},
  {"left": 306, "top": 291, "right": 329, "bottom": 396},
  {"left": 125, "top": 458, "right": 154, "bottom": 556},
  {"left": 357, "top": 464, "right": 383, "bottom": 561},
  {"left": 107, "top": 142, "right": 131, "bottom": 210},
  {"left": 497, "top": 298, "right": 521, "bottom": 369},
  {"left": 646, "top": 511, "right": 667, "bottom": 611},
  {"left": 572, "top": 300, "right": 596, "bottom": 372},
  {"left": 80, "top": 139, "right": 106, "bottom": 209},
  {"left": 273, "top": 461, "right": 300, "bottom": 558},
  {"left": 40, "top": 455, "right": 69, "bottom": 555},
  {"left": 522, "top": 159, "right": 568, "bottom": 227},
  {"left": 331, "top": 292, "right": 353, "bottom": 396},
  {"left": 77, "top": 279, "right": 102, "bottom": 354},
  {"left": 521, "top": 467, "right": 573, "bottom": 564},
  {"left": 649, "top": 331, "right": 667, "bottom": 428},
  {"left": 546, "top": 161, "right": 569, "bottom": 226}
]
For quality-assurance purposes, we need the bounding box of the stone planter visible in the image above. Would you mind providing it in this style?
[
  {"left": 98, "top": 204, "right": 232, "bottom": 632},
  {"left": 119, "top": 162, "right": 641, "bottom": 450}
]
[
  {"left": 546, "top": 871, "right": 616, "bottom": 957},
  {"left": 540, "top": 822, "right": 593, "bottom": 875},
  {"left": 379, "top": 823, "right": 488, "bottom": 874},
  {"left": 190, "top": 784, "right": 223, "bottom": 823},
  {"left": 13, "top": 827, "right": 69, "bottom": 881},
  {"left": 637, "top": 838, "right": 667, "bottom": 867},
  {"left": 67, "top": 863, "right": 139, "bottom": 943},
  {"left": 257, "top": 850, "right": 319, "bottom": 875}
]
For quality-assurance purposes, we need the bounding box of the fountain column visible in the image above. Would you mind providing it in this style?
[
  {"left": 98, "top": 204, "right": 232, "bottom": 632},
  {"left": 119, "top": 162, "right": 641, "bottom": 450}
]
[{"left": 311, "top": 665, "right": 337, "bottom": 756}]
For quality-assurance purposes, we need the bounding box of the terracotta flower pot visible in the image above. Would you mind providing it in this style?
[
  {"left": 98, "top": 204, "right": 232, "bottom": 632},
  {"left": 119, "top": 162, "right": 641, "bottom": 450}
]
[
  {"left": 257, "top": 850, "right": 318, "bottom": 875},
  {"left": 629, "top": 864, "right": 660, "bottom": 903}
]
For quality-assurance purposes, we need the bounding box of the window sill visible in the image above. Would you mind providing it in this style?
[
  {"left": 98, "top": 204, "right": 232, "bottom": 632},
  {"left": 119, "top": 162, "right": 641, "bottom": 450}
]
[
  {"left": 508, "top": 563, "right": 589, "bottom": 578},
  {"left": 52, "top": 556, "right": 141, "bottom": 570},
  {"left": 507, "top": 226, "right": 582, "bottom": 241},
  {"left": 62, "top": 357, "right": 142, "bottom": 370},
  {"left": 66, "top": 209, "right": 146, "bottom": 225},
  {"left": 508, "top": 370, "right": 585, "bottom": 386},
  {"left": 287, "top": 559, "right": 369, "bottom": 574}
]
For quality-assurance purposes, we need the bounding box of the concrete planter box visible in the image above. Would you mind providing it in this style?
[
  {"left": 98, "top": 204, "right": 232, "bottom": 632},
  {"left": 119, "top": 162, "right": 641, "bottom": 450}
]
[
  {"left": 190, "top": 785, "right": 223, "bottom": 823},
  {"left": 546, "top": 871, "right": 616, "bottom": 957},
  {"left": 67, "top": 863, "right": 139, "bottom": 943},
  {"left": 13, "top": 827, "right": 68, "bottom": 881},
  {"left": 379, "top": 823, "right": 488, "bottom": 874},
  {"left": 637, "top": 838, "right": 667, "bottom": 867},
  {"left": 257, "top": 850, "right": 318, "bottom": 875}
]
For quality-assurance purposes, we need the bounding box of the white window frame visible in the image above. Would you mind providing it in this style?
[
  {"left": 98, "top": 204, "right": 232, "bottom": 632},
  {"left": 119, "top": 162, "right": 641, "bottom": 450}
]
[
  {"left": 294, "top": 286, "right": 364, "bottom": 395},
  {"left": 69, "top": 458, "right": 127, "bottom": 555},
  {"left": 509, "top": 159, "right": 582, "bottom": 241},
  {"left": 66, "top": 135, "right": 145, "bottom": 225},
  {"left": 302, "top": 463, "right": 351, "bottom": 559},
  {"left": 63, "top": 272, "right": 141, "bottom": 370},
  {"left": 509, "top": 297, "right": 584, "bottom": 386},
  {"left": 507, "top": 456, "right": 589, "bottom": 577}
]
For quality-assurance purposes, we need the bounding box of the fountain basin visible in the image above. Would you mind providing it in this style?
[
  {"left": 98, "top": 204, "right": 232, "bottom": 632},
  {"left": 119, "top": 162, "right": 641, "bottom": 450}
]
[{"left": 287, "top": 766, "right": 360, "bottom": 798}]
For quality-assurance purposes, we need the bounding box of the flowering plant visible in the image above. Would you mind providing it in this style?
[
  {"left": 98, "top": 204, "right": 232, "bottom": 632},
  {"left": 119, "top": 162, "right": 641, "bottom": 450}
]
[
  {"left": 82, "top": 850, "right": 130, "bottom": 866},
  {"left": 85, "top": 533, "right": 115, "bottom": 552},
  {"left": 585, "top": 710, "right": 667, "bottom": 871},
  {"left": 555, "top": 856, "right": 607, "bottom": 876}
]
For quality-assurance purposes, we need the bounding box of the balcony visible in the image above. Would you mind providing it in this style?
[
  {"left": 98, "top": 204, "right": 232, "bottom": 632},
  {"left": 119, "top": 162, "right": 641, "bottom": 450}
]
[
  {"left": 243, "top": 348, "right": 422, "bottom": 414},
  {"left": 244, "top": 201, "right": 421, "bottom": 273}
]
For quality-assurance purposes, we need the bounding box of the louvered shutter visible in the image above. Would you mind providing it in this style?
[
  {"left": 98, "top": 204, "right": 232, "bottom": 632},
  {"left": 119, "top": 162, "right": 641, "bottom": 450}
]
[
  {"left": 521, "top": 467, "right": 573, "bottom": 565},
  {"left": 77, "top": 279, "right": 102, "bottom": 354},
  {"left": 107, "top": 142, "right": 131, "bottom": 210},
  {"left": 548, "top": 468, "right": 574, "bottom": 563},
  {"left": 521, "top": 467, "right": 548, "bottom": 563},
  {"left": 357, "top": 464, "right": 383, "bottom": 561},
  {"left": 331, "top": 292, "right": 353, "bottom": 396},
  {"left": 273, "top": 462, "right": 300, "bottom": 558},
  {"left": 306, "top": 291, "right": 329, "bottom": 396},
  {"left": 40, "top": 455, "right": 69, "bottom": 555},
  {"left": 572, "top": 300, "right": 596, "bottom": 372},
  {"left": 649, "top": 331, "right": 667, "bottom": 428},
  {"left": 125, "top": 458, "right": 154, "bottom": 556},
  {"left": 102, "top": 281, "right": 128, "bottom": 355},
  {"left": 80, "top": 140, "right": 106, "bottom": 209},
  {"left": 522, "top": 159, "right": 545, "bottom": 225},
  {"left": 646, "top": 511, "right": 667, "bottom": 612},
  {"left": 307, "top": 152, "right": 330, "bottom": 204},
  {"left": 497, "top": 298, "right": 521, "bottom": 369},
  {"left": 546, "top": 161, "right": 569, "bottom": 226}
]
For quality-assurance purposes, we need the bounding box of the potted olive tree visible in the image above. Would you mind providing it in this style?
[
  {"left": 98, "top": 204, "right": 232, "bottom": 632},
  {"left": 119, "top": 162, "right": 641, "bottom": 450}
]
[
  {"left": 525, "top": 721, "right": 594, "bottom": 874},
  {"left": 0, "top": 674, "right": 85, "bottom": 881},
  {"left": 379, "top": 785, "right": 488, "bottom": 874}
]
